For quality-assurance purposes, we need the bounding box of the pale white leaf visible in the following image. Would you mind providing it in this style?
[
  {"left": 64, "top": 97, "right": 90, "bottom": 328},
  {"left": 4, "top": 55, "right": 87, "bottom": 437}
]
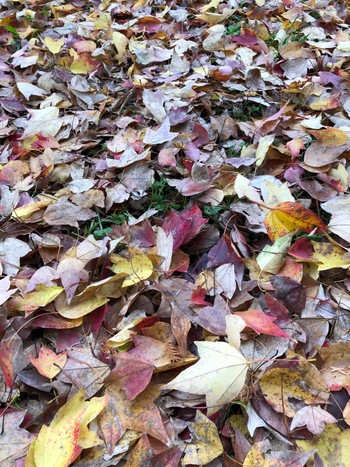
[
  {"left": 144, "top": 118, "right": 179, "bottom": 145},
  {"left": 156, "top": 227, "right": 173, "bottom": 272},
  {"left": 256, "top": 134, "right": 274, "bottom": 167},
  {"left": 16, "top": 82, "right": 47, "bottom": 100},
  {"left": 0, "top": 238, "right": 31, "bottom": 276},
  {"left": 163, "top": 341, "right": 248, "bottom": 415},
  {"left": 234, "top": 174, "right": 262, "bottom": 203},
  {"left": 226, "top": 314, "right": 246, "bottom": 350},
  {"left": 214, "top": 263, "right": 236, "bottom": 299},
  {"left": 257, "top": 234, "right": 292, "bottom": 274}
]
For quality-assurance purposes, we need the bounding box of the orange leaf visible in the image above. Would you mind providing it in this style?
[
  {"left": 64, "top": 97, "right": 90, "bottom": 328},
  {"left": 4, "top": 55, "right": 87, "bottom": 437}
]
[
  {"left": 264, "top": 202, "right": 327, "bottom": 241},
  {"left": 30, "top": 347, "right": 67, "bottom": 379}
]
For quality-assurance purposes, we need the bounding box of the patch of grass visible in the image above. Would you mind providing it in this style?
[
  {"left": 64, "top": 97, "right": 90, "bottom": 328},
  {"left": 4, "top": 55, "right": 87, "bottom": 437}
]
[
  {"left": 146, "top": 178, "right": 184, "bottom": 212},
  {"left": 229, "top": 100, "right": 266, "bottom": 122},
  {"left": 87, "top": 210, "right": 130, "bottom": 239},
  {"left": 203, "top": 196, "right": 234, "bottom": 227},
  {"left": 225, "top": 14, "right": 244, "bottom": 37},
  {"left": 226, "top": 23, "right": 241, "bottom": 36}
]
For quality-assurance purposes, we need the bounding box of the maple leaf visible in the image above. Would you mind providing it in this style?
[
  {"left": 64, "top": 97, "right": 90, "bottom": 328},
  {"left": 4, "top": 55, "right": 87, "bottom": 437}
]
[
  {"left": 291, "top": 406, "right": 336, "bottom": 435},
  {"left": 234, "top": 310, "right": 291, "bottom": 339},
  {"left": 297, "top": 425, "right": 350, "bottom": 467},
  {"left": 264, "top": 202, "right": 327, "bottom": 241},
  {"left": 29, "top": 347, "right": 67, "bottom": 379},
  {"left": 163, "top": 341, "right": 249, "bottom": 414},
  {"left": 110, "top": 247, "right": 154, "bottom": 287},
  {"left": 183, "top": 411, "right": 223, "bottom": 465},
  {"left": 26, "top": 390, "right": 108, "bottom": 467},
  {"left": 99, "top": 383, "right": 169, "bottom": 454}
]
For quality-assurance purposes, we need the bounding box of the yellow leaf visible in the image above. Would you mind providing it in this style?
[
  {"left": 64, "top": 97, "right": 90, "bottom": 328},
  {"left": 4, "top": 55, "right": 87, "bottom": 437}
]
[
  {"left": 259, "top": 368, "right": 327, "bottom": 417},
  {"left": 78, "top": 396, "right": 109, "bottom": 449},
  {"left": 264, "top": 202, "right": 327, "bottom": 241},
  {"left": 201, "top": 0, "right": 221, "bottom": 12},
  {"left": 55, "top": 290, "right": 109, "bottom": 319},
  {"left": 30, "top": 390, "right": 107, "bottom": 467},
  {"left": 7, "top": 285, "right": 64, "bottom": 315},
  {"left": 297, "top": 425, "right": 350, "bottom": 466},
  {"left": 42, "top": 36, "right": 64, "bottom": 54},
  {"left": 309, "top": 95, "right": 340, "bottom": 111},
  {"left": 196, "top": 12, "right": 233, "bottom": 24},
  {"left": 69, "top": 49, "right": 99, "bottom": 75},
  {"left": 309, "top": 127, "right": 349, "bottom": 146},
  {"left": 183, "top": 411, "right": 223, "bottom": 465},
  {"left": 12, "top": 199, "right": 53, "bottom": 221},
  {"left": 94, "top": 12, "right": 111, "bottom": 30},
  {"left": 110, "top": 248, "right": 154, "bottom": 287},
  {"left": 112, "top": 31, "right": 129, "bottom": 62},
  {"left": 311, "top": 241, "right": 350, "bottom": 271},
  {"left": 243, "top": 444, "right": 265, "bottom": 466}
]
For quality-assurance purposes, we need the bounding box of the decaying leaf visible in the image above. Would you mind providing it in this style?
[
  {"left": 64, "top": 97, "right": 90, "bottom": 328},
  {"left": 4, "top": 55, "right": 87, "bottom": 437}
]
[{"left": 264, "top": 202, "right": 327, "bottom": 240}]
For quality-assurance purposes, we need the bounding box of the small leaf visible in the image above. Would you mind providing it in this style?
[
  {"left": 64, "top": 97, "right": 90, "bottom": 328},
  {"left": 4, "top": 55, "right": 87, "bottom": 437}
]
[
  {"left": 30, "top": 347, "right": 67, "bottom": 379},
  {"left": 42, "top": 36, "right": 64, "bottom": 54}
]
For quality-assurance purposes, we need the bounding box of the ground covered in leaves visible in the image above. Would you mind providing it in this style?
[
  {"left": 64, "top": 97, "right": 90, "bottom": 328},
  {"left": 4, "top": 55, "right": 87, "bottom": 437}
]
[{"left": 2, "top": 0, "right": 350, "bottom": 465}]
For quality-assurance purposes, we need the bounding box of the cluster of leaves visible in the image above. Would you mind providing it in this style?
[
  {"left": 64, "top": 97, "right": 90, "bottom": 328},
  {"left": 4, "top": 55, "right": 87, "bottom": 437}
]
[{"left": 1, "top": 0, "right": 350, "bottom": 465}]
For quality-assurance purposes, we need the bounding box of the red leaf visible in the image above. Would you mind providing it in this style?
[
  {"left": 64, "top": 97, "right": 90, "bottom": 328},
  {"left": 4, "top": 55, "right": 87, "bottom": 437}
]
[
  {"left": 109, "top": 353, "right": 153, "bottom": 400},
  {"left": 234, "top": 310, "right": 292, "bottom": 339},
  {"left": 162, "top": 205, "right": 207, "bottom": 250}
]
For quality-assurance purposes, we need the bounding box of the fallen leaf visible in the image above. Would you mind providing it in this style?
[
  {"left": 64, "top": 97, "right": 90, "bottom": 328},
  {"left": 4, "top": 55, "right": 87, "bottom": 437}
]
[
  {"left": 259, "top": 367, "right": 327, "bottom": 417},
  {"left": 257, "top": 234, "right": 292, "bottom": 274},
  {"left": 28, "top": 390, "right": 107, "bottom": 467},
  {"left": 110, "top": 248, "right": 154, "bottom": 287},
  {"left": 42, "top": 36, "right": 65, "bottom": 54},
  {"left": 291, "top": 405, "right": 336, "bottom": 435},
  {"left": 297, "top": 425, "right": 350, "bottom": 467},
  {"left": 264, "top": 202, "right": 327, "bottom": 240},
  {"left": 234, "top": 310, "right": 291, "bottom": 339},
  {"left": 108, "top": 353, "right": 154, "bottom": 400},
  {"left": 7, "top": 285, "right": 63, "bottom": 315},
  {"left": 270, "top": 275, "right": 306, "bottom": 314},
  {"left": 163, "top": 341, "right": 248, "bottom": 414},
  {"left": 183, "top": 411, "right": 223, "bottom": 465},
  {"left": 99, "top": 383, "right": 169, "bottom": 454},
  {"left": 0, "top": 412, "right": 36, "bottom": 464},
  {"left": 29, "top": 347, "right": 67, "bottom": 379}
]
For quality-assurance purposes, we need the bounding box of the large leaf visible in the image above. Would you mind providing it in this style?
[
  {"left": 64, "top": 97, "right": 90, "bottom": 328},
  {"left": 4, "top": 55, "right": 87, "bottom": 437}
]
[
  {"left": 163, "top": 341, "right": 248, "bottom": 414},
  {"left": 264, "top": 202, "right": 327, "bottom": 241},
  {"left": 26, "top": 390, "right": 108, "bottom": 467}
]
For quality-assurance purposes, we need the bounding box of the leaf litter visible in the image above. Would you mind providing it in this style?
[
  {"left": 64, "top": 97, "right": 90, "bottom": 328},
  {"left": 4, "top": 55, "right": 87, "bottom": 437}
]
[{"left": 1, "top": 0, "right": 350, "bottom": 465}]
